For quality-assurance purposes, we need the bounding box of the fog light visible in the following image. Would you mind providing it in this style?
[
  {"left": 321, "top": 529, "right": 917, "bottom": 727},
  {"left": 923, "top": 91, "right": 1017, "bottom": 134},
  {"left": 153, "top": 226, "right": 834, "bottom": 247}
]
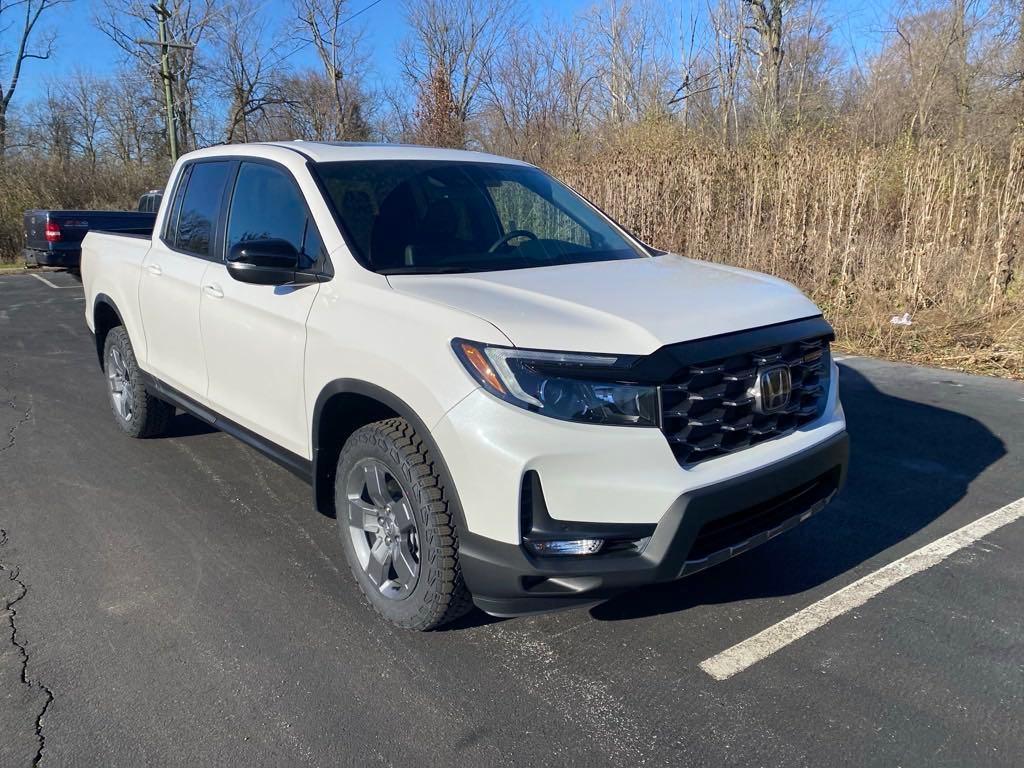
[{"left": 526, "top": 539, "right": 604, "bottom": 556}]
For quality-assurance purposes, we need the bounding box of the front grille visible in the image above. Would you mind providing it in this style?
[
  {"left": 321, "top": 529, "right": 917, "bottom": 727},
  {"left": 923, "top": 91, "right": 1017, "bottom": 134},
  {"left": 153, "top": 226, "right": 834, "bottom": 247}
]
[{"left": 660, "top": 336, "right": 830, "bottom": 466}]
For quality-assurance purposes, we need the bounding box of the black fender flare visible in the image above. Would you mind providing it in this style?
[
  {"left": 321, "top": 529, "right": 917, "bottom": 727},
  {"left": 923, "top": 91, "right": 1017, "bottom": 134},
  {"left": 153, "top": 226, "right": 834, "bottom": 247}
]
[
  {"left": 91, "top": 293, "right": 126, "bottom": 367},
  {"left": 310, "top": 379, "right": 469, "bottom": 534},
  {"left": 93, "top": 292, "right": 124, "bottom": 324}
]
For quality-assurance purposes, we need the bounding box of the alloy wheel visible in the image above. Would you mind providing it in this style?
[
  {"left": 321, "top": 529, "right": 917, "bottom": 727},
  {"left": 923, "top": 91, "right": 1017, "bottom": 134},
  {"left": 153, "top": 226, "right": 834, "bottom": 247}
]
[
  {"left": 107, "top": 344, "right": 134, "bottom": 422},
  {"left": 345, "top": 458, "right": 421, "bottom": 600}
]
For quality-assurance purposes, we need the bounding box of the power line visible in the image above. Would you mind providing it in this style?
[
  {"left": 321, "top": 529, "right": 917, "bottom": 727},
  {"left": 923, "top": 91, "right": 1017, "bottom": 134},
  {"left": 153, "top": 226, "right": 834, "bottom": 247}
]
[{"left": 342, "top": 0, "right": 384, "bottom": 25}]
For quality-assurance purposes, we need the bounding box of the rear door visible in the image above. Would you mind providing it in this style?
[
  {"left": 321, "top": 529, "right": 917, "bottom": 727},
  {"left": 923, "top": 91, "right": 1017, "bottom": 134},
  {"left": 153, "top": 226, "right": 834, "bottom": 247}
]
[
  {"left": 139, "top": 160, "right": 233, "bottom": 401},
  {"left": 199, "top": 160, "right": 322, "bottom": 457}
]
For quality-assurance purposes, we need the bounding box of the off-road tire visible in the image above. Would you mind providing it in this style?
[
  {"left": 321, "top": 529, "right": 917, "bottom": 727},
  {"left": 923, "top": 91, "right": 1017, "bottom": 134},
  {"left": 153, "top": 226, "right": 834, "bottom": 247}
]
[
  {"left": 336, "top": 418, "right": 473, "bottom": 630},
  {"left": 103, "top": 326, "right": 173, "bottom": 438}
]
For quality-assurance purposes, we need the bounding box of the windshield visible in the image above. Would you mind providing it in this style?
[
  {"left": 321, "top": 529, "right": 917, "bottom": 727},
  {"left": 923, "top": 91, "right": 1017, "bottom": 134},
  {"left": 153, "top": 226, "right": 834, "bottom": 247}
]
[{"left": 315, "top": 160, "right": 646, "bottom": 274}]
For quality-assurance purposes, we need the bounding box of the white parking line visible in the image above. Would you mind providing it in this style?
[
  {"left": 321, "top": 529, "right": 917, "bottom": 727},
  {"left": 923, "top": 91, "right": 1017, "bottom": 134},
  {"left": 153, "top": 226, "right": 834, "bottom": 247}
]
[
  {"left": 700, "top": 495, "right": 1024, "bottom": 681},
  {"left": 30, "top": 272, "right": 77, "bottom": 289}
]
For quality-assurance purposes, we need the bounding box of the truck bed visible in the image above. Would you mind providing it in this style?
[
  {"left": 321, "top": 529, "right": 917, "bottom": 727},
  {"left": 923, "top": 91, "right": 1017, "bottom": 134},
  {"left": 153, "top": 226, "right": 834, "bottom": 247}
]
[
  {"left": 80, "top": 230, "right": 154, "bottom": 343},
  {"left": 24, "top": 209, "right": 157, "bottom": 269}
]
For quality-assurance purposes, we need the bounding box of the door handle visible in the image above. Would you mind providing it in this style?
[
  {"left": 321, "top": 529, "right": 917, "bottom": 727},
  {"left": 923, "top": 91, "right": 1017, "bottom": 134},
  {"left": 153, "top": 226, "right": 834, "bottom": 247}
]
[
  {"left": 146, "top": 263, "right": 163, "bottom": 276},
  {"left": 203, "top": 283, "right": 224, "bottom": 299}
]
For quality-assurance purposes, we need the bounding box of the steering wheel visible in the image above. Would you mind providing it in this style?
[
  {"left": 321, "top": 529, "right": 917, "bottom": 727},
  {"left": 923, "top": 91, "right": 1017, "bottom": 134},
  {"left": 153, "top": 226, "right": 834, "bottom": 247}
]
[{"left": 487, "top": 229, "right": 538, "bottom": 253}]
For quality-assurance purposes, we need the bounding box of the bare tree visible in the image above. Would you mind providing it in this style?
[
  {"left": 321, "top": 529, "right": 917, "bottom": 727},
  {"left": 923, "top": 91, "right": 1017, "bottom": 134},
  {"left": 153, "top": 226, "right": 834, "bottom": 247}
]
[
  {"left": 95, "top": 0, "right": 217, "bottom": 152},
  {"left": 891, "top": 4, "right": 962, "bottom": 139},
  {"left": 293, "top": 0, "right": 373, "bottom": 140},
  {"left": 24, "top": 86, "right": 74, "bottom": 162},
  {"left": 0, "top": 0, "right": 69, "bottom": 155},
  {"left": 400, "top": 0, "right": 524, "bottom": 145},
  {"left": 669, "top": 0, "right": 747, "bottom": 139},
  {"left": 709, "top": 0, "right": 749, "bottom": 143},
  {"left": 209, "top": 0, "right": 293, "bottom": 143},
  {"left": 782, "top": 0, "right": 840, "bottom": 128},
  {"left": 670, "top": 4, "right": 710, "bottom": 127},
  {"left": 546, "top": 20, "right": 601, "bottom": 152},
  {"left": 946, "top": 0, "right": 984, "bottom": 141},
  {"left": 99, "top": 68, "right": 165, "bottom": 166},
  {"left": 264, "top": 69, "right": 371, "bottom": 141},
  {"left": 586, "top": 0, "right": 671, "bottom": 124},
  {"left": 744, "top": 0, "right": 787, "bottom": 133},
  {"left": 480, "top": 28, "right": 554, "bottom": 160},
  {"left": 57, "top": 71, "right": 107, "bottom": 169}
]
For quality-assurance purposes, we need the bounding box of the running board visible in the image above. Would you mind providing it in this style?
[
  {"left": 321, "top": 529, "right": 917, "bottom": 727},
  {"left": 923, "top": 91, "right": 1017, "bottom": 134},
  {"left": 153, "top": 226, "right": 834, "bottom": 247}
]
[{"left": 140, "top": 373, "right": 313, "bottom": 483}]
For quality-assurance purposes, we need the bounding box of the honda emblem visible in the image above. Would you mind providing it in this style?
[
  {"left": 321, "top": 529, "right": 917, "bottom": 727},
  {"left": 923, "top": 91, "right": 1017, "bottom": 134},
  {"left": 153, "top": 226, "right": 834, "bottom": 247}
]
[{"left": 752, "top": 365, "right": 792, "bottom": 414}]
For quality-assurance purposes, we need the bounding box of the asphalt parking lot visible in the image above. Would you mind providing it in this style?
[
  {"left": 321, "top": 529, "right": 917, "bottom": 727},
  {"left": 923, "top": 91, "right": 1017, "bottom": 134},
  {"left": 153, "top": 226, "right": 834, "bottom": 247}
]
[{"left": 1, "top": 270, "right": 1022, "bottom": 767}]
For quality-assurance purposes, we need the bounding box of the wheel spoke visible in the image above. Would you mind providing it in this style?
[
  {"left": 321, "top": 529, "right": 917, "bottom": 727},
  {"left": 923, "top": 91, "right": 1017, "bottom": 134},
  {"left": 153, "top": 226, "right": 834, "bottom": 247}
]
[
  {"left": 348, "top": 499, "right": 380, "bottom": 532},
  {"left": 393, "top": 540, "right": 417, "bottom": 585},
  {"left": 391, "top": 498, "right": 415, "bottom": 532},
  {"left": 366, "top": 537, "right": 391, "bottom": 587},
  {"left": 363, "top": 462, "right": 391, "bottom": 507}
]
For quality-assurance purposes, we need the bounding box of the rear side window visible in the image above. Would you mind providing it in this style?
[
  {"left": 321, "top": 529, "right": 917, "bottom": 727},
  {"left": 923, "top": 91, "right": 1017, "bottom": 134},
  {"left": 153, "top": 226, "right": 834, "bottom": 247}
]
[
  {"left": 163, "top": 166, "right": 192, "bottom": 242},
  {"left": 226, "top": 162, "right": 317, "bottom": 267},
  {"left": 173, "top": 161, "right": 232, "bottom": 258}
]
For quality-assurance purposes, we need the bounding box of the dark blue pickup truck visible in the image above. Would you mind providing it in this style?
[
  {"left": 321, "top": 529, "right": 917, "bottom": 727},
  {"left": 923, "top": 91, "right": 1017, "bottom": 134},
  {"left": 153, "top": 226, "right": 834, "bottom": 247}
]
[{"left": 23, "top": 190, "right": 163, "bottom": 268}]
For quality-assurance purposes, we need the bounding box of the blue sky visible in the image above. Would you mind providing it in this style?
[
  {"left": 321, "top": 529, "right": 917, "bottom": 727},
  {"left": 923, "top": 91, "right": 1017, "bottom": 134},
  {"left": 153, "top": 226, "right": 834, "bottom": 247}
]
[{"left": 13, "top": 0, "right": 889, "bottom": 104}]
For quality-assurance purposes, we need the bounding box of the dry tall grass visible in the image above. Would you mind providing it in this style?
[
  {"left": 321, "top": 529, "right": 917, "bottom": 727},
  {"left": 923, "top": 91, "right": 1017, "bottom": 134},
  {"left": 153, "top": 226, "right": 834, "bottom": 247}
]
[
  {"left": 555, "top": 132, "right": 1024, "bottom": 378},
  {"left": 0, "top": 157, "right": 167, "bottom": 260}
]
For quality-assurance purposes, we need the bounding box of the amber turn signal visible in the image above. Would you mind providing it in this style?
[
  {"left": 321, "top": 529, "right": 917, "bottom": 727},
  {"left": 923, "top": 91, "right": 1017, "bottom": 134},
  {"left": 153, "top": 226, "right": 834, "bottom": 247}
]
[{"left": 458, "top": 341, "right": 506, "bottom": 395}]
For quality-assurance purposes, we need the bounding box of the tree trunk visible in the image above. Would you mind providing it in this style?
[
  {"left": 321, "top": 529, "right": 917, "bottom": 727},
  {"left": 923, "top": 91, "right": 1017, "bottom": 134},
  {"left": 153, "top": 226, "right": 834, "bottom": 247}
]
[
  {"left": 764, "top": 1, "right": 784, "bottom": 132},
  {"left": 953, "top": 0, "right": 969, "bottom": 142},
  {"left": 747, "top": 0, "right": 785, "bottom": 135}
]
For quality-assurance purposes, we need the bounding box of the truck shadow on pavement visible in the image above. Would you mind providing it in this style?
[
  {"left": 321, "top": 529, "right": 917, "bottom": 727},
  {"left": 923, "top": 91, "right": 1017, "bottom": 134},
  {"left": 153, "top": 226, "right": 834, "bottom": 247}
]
[
  {"left": 589, "top": 363, "right": 1007, "bottom": 622},
  {"left": 164, "top": 413, "right": 218, "bottom": 438}
]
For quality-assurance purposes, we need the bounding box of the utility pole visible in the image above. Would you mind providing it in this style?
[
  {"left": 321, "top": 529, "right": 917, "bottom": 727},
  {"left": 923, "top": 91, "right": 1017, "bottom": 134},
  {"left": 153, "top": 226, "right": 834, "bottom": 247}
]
[
  {"left": 156, "top": 0, "right": 177, "bottom": 161},
  {"left": 136, "top": 0, "right": 195, "bottom": 162}
]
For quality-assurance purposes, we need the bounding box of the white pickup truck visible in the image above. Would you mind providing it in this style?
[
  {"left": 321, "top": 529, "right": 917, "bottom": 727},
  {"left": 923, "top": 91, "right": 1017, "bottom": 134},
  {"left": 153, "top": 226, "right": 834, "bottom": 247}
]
[{"left": 82, "top": 141, "right": 848, "bottom": 629}]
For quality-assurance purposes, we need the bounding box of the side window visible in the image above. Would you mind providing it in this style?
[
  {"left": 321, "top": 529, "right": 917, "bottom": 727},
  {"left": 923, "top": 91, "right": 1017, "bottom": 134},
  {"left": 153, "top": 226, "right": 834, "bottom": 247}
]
[
  {"left": 173, "top": 161, "right": 232, "bottom": 258},
  {"left": 227, "top": 163, "right": 311, "bottom": 264},
  {"left": 162, "top": 165, "right": 191, "bottom": 243}
]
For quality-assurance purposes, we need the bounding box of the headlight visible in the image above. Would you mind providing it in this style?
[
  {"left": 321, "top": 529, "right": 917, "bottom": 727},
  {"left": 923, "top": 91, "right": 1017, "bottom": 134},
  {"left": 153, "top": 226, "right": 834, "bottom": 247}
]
[{"left": 452, "top": 339, "right": 659, "bottom": 427}]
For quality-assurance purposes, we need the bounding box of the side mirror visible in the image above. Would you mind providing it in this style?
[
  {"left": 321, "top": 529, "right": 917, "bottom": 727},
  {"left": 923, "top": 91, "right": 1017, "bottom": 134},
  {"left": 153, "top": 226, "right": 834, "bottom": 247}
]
[{"left": 226, "top": 239, "right": 315, "bottom": 286}]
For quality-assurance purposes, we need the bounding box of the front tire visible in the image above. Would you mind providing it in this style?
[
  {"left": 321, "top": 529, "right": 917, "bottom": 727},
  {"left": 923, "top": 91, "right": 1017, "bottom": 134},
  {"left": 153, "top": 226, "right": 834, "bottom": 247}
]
[
  {"left": 103, "top": 326, "right": 172, "bottom": 438},
  {"left": 335, "top": 418, "right": 472, "bottom": 630}
]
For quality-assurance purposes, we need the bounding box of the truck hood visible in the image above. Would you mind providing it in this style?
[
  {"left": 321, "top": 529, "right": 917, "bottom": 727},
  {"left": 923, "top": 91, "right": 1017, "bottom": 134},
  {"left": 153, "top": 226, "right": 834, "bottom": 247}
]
[{"left": 386, "top": 254, "right": 822, "bottom": 354}]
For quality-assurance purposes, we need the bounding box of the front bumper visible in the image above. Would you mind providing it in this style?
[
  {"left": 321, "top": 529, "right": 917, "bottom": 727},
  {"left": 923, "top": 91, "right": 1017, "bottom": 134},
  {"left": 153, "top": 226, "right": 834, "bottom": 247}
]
[{"left": 459, "top": 431, "right": 849, "bottom": 616}]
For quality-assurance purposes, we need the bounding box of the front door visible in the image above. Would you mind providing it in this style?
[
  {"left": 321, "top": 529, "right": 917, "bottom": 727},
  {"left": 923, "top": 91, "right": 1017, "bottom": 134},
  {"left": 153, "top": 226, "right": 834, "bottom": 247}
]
[{"left": 200, "top": 161, "right": 322, "bottom": 458}]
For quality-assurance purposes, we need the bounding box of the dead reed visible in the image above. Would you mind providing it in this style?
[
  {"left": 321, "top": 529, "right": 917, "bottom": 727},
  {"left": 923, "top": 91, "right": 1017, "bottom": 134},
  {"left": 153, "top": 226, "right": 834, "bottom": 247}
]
[{"left": 554, "top": 134, "right": 1024, "bottom": 379}]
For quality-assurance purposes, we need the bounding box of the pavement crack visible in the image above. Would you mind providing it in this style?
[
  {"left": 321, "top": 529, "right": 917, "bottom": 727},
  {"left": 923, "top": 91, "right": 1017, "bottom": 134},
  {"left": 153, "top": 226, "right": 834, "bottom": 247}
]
[
  {"left": 2, "top": 405, "right": 33, "bottom": 454},
  {"left": 1, "top": 358, "right": 32, "bottom": 454},
  {"left": 1, "top": 529, "right": 54, "bottom": 767}
]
